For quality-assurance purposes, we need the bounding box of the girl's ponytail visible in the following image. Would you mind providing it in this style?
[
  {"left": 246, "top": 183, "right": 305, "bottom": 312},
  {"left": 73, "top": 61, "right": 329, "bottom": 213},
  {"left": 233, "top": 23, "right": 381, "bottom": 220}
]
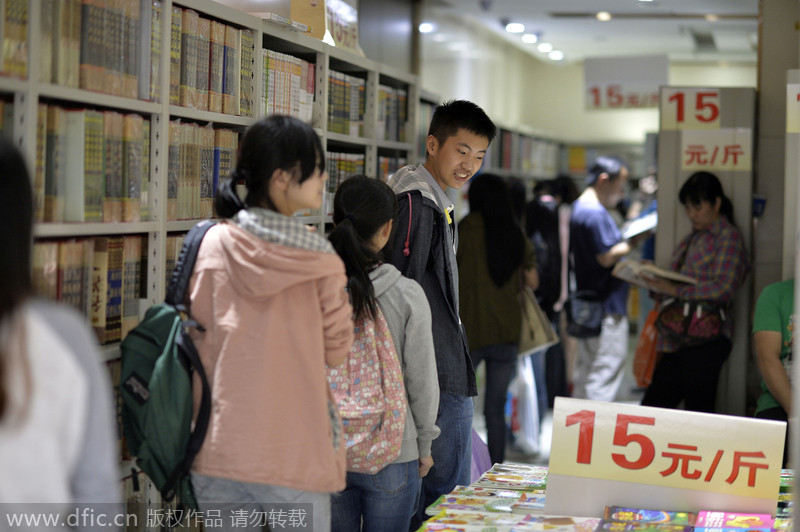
[
  {"left": 328, "top": 218, "right": 377, "bottom": 321},
  {"left": 328, "top": 176, "right": 398, "bottom": 321}
]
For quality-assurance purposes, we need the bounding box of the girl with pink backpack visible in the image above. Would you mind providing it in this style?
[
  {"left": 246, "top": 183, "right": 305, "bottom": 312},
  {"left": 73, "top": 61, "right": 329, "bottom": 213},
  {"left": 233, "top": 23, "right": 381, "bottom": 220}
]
[{"left": 328, "top": 176, "right": 440, "bottom": 532}]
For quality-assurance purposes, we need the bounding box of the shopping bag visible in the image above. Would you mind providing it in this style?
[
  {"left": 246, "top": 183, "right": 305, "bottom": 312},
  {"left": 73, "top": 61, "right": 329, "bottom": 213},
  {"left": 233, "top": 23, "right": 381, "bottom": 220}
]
[
  {"left": 518, "top": 286, "right": 560, "bottom": 357},
  {"left": 470, "top": 428, "right": 492, "bottom": 482},
  {"left": 633, "top": 309, "right": 660, "bottom": 388},
  {"left": 655, "top": 298, "right": 726, "bottom": 347},
  {"left": 509, "top": 355, "right": 540, "bottom": 455}
]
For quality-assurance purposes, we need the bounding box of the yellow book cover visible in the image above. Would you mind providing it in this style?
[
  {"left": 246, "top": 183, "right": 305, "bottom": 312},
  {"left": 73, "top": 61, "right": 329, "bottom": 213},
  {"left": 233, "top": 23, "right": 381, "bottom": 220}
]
[
  {"left": 90, "top": 236, "right": 109, "bottom": 343},
  {"left": 169, "top": 5, "right": 182, "bottom": 105}
]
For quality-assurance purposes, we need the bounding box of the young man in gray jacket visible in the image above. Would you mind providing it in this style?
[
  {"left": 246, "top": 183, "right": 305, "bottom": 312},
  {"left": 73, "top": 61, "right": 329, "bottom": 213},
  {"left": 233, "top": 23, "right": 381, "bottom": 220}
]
[{"left": 388, "top": 99, "right": 496, "bottom": 529}]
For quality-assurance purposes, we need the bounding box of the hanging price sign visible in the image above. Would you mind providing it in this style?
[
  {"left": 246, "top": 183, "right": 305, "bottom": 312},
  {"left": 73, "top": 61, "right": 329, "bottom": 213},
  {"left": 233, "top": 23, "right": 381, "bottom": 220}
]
[
  {"left": 585, "top": 56, "right": 667, "bottom": 111},
  {"left": 660, "top": 88, "right": 721, "bottom": 130},
  {"left": 786, "top": 84, "right": 800, "bottom": 133},
  {"left": 544, "top": 398, "right": 784, "bottom": 518}
]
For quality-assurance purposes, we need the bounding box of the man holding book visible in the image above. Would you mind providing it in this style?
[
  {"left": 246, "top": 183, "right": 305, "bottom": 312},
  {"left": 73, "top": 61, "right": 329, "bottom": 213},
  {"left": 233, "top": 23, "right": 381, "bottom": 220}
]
[{"left": 568, "top": 156, "right": 639, "bottom": 402}]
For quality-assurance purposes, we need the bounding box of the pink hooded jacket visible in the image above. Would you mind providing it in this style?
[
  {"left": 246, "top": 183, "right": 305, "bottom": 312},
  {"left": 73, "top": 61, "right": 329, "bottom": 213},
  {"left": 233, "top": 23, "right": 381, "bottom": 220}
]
[{"left": 188, "top": 221, "right": 353, "bottom": 492}]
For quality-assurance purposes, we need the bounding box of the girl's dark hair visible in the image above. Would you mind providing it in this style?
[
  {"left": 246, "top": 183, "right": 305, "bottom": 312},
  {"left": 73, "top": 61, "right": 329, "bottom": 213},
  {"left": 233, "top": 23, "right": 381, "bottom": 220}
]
[
  {"left": 328, "top": 176, "right": 398, "bottom": 321},
  {"left": 0, "top": 140, "right": 34, "bottom": 419},
  {"left": 679, "top": 171, "right": 735, "bottom": 224},
  {"left": 466, "top": 173, "right": 526, "bottom": 288},
  {"left": 214, "top": 115, "right": 325, "bottom": 218}
]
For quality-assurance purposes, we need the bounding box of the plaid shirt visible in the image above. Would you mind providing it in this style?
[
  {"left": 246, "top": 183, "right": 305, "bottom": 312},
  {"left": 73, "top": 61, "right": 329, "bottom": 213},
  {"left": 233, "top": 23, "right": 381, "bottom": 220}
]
[{"left": 657, "top": 216, "right": 750, "bottom": 352}]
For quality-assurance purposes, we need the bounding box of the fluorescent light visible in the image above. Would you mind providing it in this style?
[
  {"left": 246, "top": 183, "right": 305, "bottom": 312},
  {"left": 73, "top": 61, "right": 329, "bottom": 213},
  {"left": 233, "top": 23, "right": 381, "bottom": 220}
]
[
  {"left": 537, "top": 42, "right": 553, "bottom": 53},
  {"left": 505, "top": 22, "right": 525, "bottom": 33},
  {"left": 705, "top": 14, "right": 719, "bottom": 22},
  {"left": 596, "top": 11, "right": 612, "bottom": 21},
  {"left": 521, "top": 33, "right": 538, "bottom": 44},
  {"left": 419, "top": 22, "right": 435, "bottom": 33},
  {"left": 548, "top": 50, "right": 564, "bottom": 61}
]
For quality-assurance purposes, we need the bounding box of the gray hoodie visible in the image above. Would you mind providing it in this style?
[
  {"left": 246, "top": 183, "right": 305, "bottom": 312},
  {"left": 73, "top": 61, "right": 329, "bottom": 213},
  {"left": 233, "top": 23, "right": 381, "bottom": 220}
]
[{"left": 370, "top": 264, "right": 441, "bottom": 462}]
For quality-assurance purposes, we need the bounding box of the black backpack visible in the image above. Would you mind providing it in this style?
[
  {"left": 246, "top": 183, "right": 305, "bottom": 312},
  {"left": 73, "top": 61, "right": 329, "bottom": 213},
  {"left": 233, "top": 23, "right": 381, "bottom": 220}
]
[{"left": 119, "top": 220, "right": 216, "bottom": 509}]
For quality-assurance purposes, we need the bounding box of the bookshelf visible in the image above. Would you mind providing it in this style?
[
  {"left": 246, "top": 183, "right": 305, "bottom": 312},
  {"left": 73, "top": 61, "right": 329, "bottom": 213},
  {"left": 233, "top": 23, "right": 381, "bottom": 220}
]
[{"left": 3, "top": 0, "right": 422, "bottom": 333}]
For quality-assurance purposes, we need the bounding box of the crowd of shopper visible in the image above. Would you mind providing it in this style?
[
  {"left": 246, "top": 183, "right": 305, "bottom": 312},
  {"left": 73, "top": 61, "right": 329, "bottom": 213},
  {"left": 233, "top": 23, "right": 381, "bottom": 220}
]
[{"left": 2, "top": 94, "right": 787, "bottom": 532}]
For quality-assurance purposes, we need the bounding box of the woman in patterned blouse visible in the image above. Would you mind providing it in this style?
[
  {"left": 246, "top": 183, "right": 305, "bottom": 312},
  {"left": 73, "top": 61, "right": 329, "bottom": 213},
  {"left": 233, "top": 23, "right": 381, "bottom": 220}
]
[{"left": 640, "top": 171, "right": 750, "bottom": 413}]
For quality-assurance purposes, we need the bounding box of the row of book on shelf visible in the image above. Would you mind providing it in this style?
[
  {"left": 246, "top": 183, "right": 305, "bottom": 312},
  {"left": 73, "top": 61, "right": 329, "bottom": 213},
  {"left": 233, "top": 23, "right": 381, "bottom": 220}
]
[
  {"left": 417, "top": 463, "right": 793, "bottom": 532},
  {"left": 31, "top": 98, "right": 240, "bottom": 224},
  {"left": 32, "top": 232, "right": 192, "bottom": 346},
  {"left": 27, "top": 0, "right": 257, "bottom": 117}
]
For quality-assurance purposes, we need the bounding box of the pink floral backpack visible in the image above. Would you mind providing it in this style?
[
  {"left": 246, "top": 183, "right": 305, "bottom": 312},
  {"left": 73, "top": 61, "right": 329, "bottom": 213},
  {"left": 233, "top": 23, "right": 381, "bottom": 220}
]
[{"left": 327, "top": 307, "right": 408, "bottom": 474}]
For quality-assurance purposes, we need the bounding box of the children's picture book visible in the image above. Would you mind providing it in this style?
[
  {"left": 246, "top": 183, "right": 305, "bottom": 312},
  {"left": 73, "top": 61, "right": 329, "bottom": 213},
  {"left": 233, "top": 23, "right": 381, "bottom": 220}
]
[
  {"left": 622, "top": 211, "right": 657, "bottom": 240},
  {"left": 418, "top": 511, "right": 601, "bottom": 532},
  {"left": 425, "top": 486, "right": 526, "bottom": 516},
  {"left": 603, "top": 507, "right": 696, "bottom": 526},
  {"left": 612, "top": 260, "right": 697, "bottom": 292},
  {"left": 694, "top": 511, "right": 773, "bottom": 532},
  {"left": 471, "top": 463, "right": 549, "bottom": 491},
  {"left": 595, "top": 520, "right": 693, "bottom": 532}
]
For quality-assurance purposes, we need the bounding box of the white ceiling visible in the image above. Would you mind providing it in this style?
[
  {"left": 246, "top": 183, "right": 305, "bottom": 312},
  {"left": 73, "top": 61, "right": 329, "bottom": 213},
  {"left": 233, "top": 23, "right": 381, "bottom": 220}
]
[{"left": 422, "top": 0, "right": 759, "bottom": 65}]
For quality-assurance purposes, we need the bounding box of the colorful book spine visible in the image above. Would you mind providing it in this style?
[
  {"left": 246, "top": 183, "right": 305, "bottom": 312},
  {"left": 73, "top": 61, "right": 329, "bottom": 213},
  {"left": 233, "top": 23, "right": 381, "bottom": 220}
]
[
  {"left": 140, "top": 118, "right": 150, "bottom": 220},
  {"left": 32, "top": 241, "right": 59, "bottom": 300},
  {"left": 222, "top": 24, "right": 240, "bottom": 115},
  {"left": 90, "top": 236, "right": 110, "bottom": 343},
  {"left": 198, "top": 124, "right": 215, "bottom": 219},
  {"left": 79, "top": 0, "right": 105, "bottom": 92},
  {"left": 103, "top": 0, "right": 124, "bottom": 96},
  {"left": 179, "top": 8, "right": 199, "bottom": 108},
  {"left": 102, "top": 110, "right": 124, "bottom": 223},
  {"left": 168, "top": 5, "right": 181, "bottom": 106},
  {"left": 34, "top": 103, "right": 46, "bottom": 223},
  {"left": 121, "top": 235, "right": 142, "bottom": 340},
  {"left": 44, "top": 104, "right": 68, "bottom": 223},
  {"left": 166, "top": 119, "right": 180, "bottom": 220},
  {"left": 57, "top": 239, "right": 86, "bottom": 314},
  {"left": 195, "top": 17, "right": 210, "bottom": 112},
  {"left": 64, "top": 108, "right": 104, "bottom": 222},
  {"left": 239, "top": 28, "right": 255, "bottom": 118},
  {"left": 208, "top": 20, "right": 225, "bottom": 113},
  {"left": 121, "top": 0, "right": 139, "bottom": 99},
  {"left": 2, "top": 0, "right": 28, "bottom": 78},
  {"left": 104, "top": 236, "right": 124, "bottom": 343},
  {"left": 39, "top": 0, "right": 54, "bottom": 83},
  {"left": 122, "top": 113, "right": 143, "bottom": 222}
]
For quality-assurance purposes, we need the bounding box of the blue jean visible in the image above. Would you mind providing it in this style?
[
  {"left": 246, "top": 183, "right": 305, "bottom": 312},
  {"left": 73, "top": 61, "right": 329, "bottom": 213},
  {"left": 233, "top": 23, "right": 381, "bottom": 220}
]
[
  {"left": 331, "top": 460, "right": 420, "bottom": 532},
  {"left": 470, "top": 343, "right": 518, "bottom": 465},
  {"left": 410, "top": 392, "right": 473, "bottom": 530},
  {"left": 190, "top": 472, "right": 331, "bottom": 532}
]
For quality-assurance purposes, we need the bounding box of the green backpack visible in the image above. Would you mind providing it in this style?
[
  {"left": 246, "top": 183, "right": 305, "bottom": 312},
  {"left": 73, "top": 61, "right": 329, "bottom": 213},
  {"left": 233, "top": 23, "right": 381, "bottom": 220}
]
[{"left": 119, "top": 220, "right": 215, "bottom": 509}]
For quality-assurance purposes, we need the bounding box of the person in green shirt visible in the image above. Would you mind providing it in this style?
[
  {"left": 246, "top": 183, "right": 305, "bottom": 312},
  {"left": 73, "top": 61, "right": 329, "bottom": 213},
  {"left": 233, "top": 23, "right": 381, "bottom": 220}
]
[
  {"left": 752, "top": 278, "right": 794, "bottom": 466},
  {"left": 457, "top": 173, "right": 538, "bottom": 465}
]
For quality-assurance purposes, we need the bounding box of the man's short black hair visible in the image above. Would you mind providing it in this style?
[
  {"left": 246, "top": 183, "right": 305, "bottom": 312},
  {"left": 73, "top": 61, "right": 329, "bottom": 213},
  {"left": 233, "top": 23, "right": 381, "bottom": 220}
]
[
  {"left": 585, "top": 156, "right": 627, "bottom": 186},
  {"left": 428, "top": 99, "right": 497, "bottom": 146}
]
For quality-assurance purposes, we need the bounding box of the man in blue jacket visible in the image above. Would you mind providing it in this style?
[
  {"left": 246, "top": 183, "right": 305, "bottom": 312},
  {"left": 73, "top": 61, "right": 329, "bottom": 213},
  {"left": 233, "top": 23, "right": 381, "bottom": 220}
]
[{"left": 388, "top": 99, "right": 496, "bottom": 529}]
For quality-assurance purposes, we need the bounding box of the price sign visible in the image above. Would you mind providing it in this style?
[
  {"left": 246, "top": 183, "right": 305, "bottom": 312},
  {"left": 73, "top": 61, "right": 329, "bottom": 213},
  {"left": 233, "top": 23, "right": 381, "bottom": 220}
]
[
  {"left": 786, "top": 84, "right": 800, "bottom": 133},
  {"left": 660, "top": 88, "right": 721, "bottom": 131},
  {"left": 680, "top": 128, "right": 752, "bottom": 171},
  {"left": 325, "top": 0, "right": 363, "bottom": 55},
  {"left": 586, "top": 84, "right": 660, "bottom": 110},
  {"left": 545, "top": 398, "right": 784, "bottom": 518},
  {"left": 584, "top": 56, "right": 667, "bottom": 111}
]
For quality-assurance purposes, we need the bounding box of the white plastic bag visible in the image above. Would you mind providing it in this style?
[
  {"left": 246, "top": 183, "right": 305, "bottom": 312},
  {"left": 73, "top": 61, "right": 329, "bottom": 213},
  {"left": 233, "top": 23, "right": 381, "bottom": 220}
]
[{"left": 509, "top": 354, "right": 540, "bottom": 454}]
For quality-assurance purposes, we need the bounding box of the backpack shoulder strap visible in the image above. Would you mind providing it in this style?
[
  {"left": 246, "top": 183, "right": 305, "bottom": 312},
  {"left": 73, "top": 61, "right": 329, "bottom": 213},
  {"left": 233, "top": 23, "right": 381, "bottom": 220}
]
[{"left": 166, "top": 220, "right": 217, "bottom": 307}]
